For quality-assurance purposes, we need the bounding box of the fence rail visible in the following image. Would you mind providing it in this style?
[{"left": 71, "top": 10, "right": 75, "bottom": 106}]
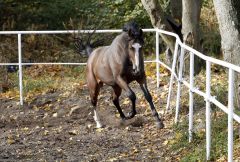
[
  {"left": 155, "top": 28, "right": 240, "bottom": 162},
  {"left": 0, "top": 28, "right": 239, "bottom": 161}
]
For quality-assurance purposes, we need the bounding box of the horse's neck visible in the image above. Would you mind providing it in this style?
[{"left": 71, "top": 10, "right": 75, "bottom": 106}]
[
  {"left": 111, "top": 32, "right": 128, "bottom": 54},
  {"left": 112, "top": 32, "right": 128, "bottom": 45},
  {"left": 106, "top": 33, "right": 129, "bottom": 65}
]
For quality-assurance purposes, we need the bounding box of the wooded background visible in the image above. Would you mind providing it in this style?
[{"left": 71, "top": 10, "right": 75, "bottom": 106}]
[{"left": 0, "top": 0, "right": 239, "bottom": 91}]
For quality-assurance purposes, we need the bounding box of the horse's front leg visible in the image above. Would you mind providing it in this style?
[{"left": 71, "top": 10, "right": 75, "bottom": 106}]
[
  {"left": 112, "top": 85, "right": 127, "bottom": 120},
  {"left": 139, "top": 81, "right": 164, "bottom": 129},
  {"left": 116, "top": 76, "right": 136, "bottom": 119}
]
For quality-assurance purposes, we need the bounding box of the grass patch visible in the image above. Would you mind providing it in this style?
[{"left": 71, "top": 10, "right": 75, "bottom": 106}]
[
  {"left": 170, "top": 112, "right": 240, "bottom": 161},
  {"left": 170, "top": 119, "right": 206, "bottom": 161},
  {"left": 3, "top": 65, "right": 86, "bottom": 101}
]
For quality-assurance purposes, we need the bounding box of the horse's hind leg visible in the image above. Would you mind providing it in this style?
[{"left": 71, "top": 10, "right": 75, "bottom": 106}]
[
  {"left": 139, "top": 81, "right": 164, "bottom": 129},
  {"left": 88, "top": 79, "right": 103, "bottom": 128},
  {"left": 112, "top": 85, "right": 126, "bottom": 120}
]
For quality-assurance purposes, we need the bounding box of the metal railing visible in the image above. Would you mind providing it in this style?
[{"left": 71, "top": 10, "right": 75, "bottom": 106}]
[
  {"left": 0, "top": 28, "right": 239, "bottom": 161},
  {"left": 0, "top": 29, "right": 156, "bottom": 106},
  {"left": 155, "top": 28, "right": 240, "bottom": 162}
]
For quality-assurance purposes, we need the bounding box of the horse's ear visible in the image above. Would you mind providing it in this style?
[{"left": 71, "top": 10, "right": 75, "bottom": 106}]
[
  {"left": 166, "top": 17, "right": 183, "bottom": 41},
  {"left": 139, "top": 29, "right": 144, "bottom": 44},
  {"left": 128, "top": 28, "right": 134, "bottom": 39},
  {"left": 140, "top": 29, "right": 143, "bottom": 36}
]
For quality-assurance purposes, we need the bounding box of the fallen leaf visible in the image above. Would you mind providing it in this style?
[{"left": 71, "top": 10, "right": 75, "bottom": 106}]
[
  {"left": 7, "top": 138, "right": 15, "bottom": 145},
  {"left": 96, "top": 128, "right": 104, "bottom": 133},
  {"left": 52, "top": 113, "right": 58, "bottom": 117},
  {"left": 22, "top": 127, "right": 29, "bottom": 131},
  {"left": 44, "top": 130, "right": 49, "bottom": 135},
  {"left": 163, "top": 140, "right": 169, "bottom": 146},
  {"left": 69, "top": 130, "right": 78, "bottom": 135},
  {"left": 122, "top": 99, "right": 130, "bottom": 105}
]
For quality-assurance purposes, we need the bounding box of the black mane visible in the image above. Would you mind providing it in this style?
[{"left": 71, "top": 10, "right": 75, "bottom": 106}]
[
  {"left": 123, "top": 21, "right": 144, "bottom": 43},
  {"left": 123, "top": 21, "right": 139, "bottom": 32}
]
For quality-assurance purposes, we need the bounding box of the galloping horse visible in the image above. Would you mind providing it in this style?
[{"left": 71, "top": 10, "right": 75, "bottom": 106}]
[{"left": 86, "top": 22, "right": 164, "bottom": 128}]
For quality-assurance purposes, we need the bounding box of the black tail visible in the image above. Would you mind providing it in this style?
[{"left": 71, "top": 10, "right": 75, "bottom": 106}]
[
  {"left": 166, "top": 17, "right": 183, "bottom": 42},
  {"left": 74, "top": 32, "right": 112, "bottom": 57},
  {"left": 74, "top": 37, "right": 93, "bottom": 57}
]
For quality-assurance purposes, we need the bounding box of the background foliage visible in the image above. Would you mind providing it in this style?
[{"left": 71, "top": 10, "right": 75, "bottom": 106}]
[
  {"left": 0, "top": 0, "right": 152, "bottom": 30},
  {"left": 0, "top": 0, "right": 219, "bottom": 53},
  {"left": 0, "top": 0, "right": 221, "bottom": 89}
]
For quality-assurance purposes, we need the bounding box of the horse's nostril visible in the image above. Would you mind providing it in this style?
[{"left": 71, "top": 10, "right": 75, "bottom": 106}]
[{"left": 134, "top": 69, "right": 140, "bottom": 74}]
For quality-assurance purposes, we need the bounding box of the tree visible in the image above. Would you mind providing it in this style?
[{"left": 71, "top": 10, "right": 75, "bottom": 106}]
[
  {"left": 182, "top": 0, "right": 202, "bottom": 49},
  {"left": 213, "top": 0, "right": 240, "bottom": 107},
  {"left": 170, "top": 0, "right": 182, "bottom": 22},
  {"left": 213, "top": 0, "right": 240, "bottom": 65},
  {"left": 141, "top": 0, "right": 203, "bottom": 73},
  {"left": 141, "top": 0, "right": 177, "bottom": 54},
  {"left": 182, "top": 0, "right": 202, "bottom": 74}
]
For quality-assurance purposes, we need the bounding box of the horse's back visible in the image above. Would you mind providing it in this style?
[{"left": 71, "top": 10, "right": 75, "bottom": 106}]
[
  {"left": 86, "top": 32, "right": 130, "bottom": 86},
  {"left": 87, "top": 46, "right": 116, "bottom": 85}
]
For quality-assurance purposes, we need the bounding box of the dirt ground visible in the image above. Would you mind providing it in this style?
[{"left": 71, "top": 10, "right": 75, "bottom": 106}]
[{"left": 0, "top": 79, "right": 177, "bottom": 162}]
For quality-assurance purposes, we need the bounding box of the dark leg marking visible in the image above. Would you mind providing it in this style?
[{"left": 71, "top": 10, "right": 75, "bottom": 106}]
[{"left": 140, "top": 82, "right": 164, "bottom": 129}]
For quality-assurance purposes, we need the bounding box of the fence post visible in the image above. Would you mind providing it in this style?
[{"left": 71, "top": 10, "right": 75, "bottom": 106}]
[
  {"left": 166, "top": 42, "right": 179, "bottom": 111},
  {"left": 175, "top": 47, "right": 185, "bottom": 123},
  {"left": 228, "top": 68, "right": 234, "bottom": 162},
  {"left": 189, "top": 52, "right": 194, "bottom": 142},
  {"left": 18, "top": 34, "right": 23, "bottom": 106},
  {"left": 206, "top": 61, "right": 211, "bottom": 160},
  {"left": 156, "top": 31, "right": 160, "bottom": 88}
]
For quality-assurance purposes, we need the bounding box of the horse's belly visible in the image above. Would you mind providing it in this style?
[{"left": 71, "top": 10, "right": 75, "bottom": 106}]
[{"left": 94, "top": 66, "right": 115, "bottom": 86}]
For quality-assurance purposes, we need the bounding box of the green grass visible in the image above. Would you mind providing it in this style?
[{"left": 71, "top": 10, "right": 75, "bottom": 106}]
[
  {"left": 170, "top": 112, "right": 240, "bottom": 161},
  {"left": 7, "top": 65, "right": 86, "bottom": 96},
  {"left": 171, "top": 120, "right": 206, "bottom": 161}
]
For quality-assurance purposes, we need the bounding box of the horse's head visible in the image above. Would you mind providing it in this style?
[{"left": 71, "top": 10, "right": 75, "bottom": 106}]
[{"left": 123, "top": 22, "right": 144, "bottom": 74}]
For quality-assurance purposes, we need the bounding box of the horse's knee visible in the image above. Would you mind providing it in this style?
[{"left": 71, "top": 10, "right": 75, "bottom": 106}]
[
  {"left": 112, "top": 97, "right": 119, "bottom": 106},
  {"left": 112, "top": 95, "right": 122, "bottom": 106},
  {"left": 112, "top": 92, "right": 118, "bottom": 101},
  {"left": 128, "top": 91, "right": 136, "bottom": 102},
  {"left": 89, "top": 86, "right": 100, "bottom": 107},
  {"left": 112, "top": 91, "right": 119, "bottom": 104},
  {"left": 90, "top": 95, "right": 98, "bottom": 107}
]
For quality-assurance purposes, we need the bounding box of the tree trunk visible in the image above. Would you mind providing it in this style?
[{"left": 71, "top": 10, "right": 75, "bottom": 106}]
[
  {"left": 213, "top": 0, "right": 240, "bottom": 108},
  {"left": 182, "top": 0, "right": 202, "bottom": 74},
  {"left": 141, "top": 0, "right": 176, "bottom": 53},
  {"left": 170, "top": 0, "right": 182, "bottom": 22},
  {"left": 182, "top": 0, "right": 201, "bottom": 49},
  {"left": 213, "top": 0, "right": 240, "bottom": 65},
  {"left": 142, "top": 0, "right": 203, "bottom": 74}
]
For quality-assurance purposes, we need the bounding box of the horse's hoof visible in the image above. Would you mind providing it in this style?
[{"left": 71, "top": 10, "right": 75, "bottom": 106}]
[
  {"left": 126, "top": 111, "right": 136, "bottom": 119},
  {"left": 119, "top": 119, "right": 127, "bottom": 127},
  {"left": 156, "top": 122, "right": 164, "bottom": 129}
]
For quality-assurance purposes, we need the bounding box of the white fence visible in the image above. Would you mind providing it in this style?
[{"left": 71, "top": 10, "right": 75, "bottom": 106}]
[{"left": 0, "top": 28, "right": 240, "bottom": 161}]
